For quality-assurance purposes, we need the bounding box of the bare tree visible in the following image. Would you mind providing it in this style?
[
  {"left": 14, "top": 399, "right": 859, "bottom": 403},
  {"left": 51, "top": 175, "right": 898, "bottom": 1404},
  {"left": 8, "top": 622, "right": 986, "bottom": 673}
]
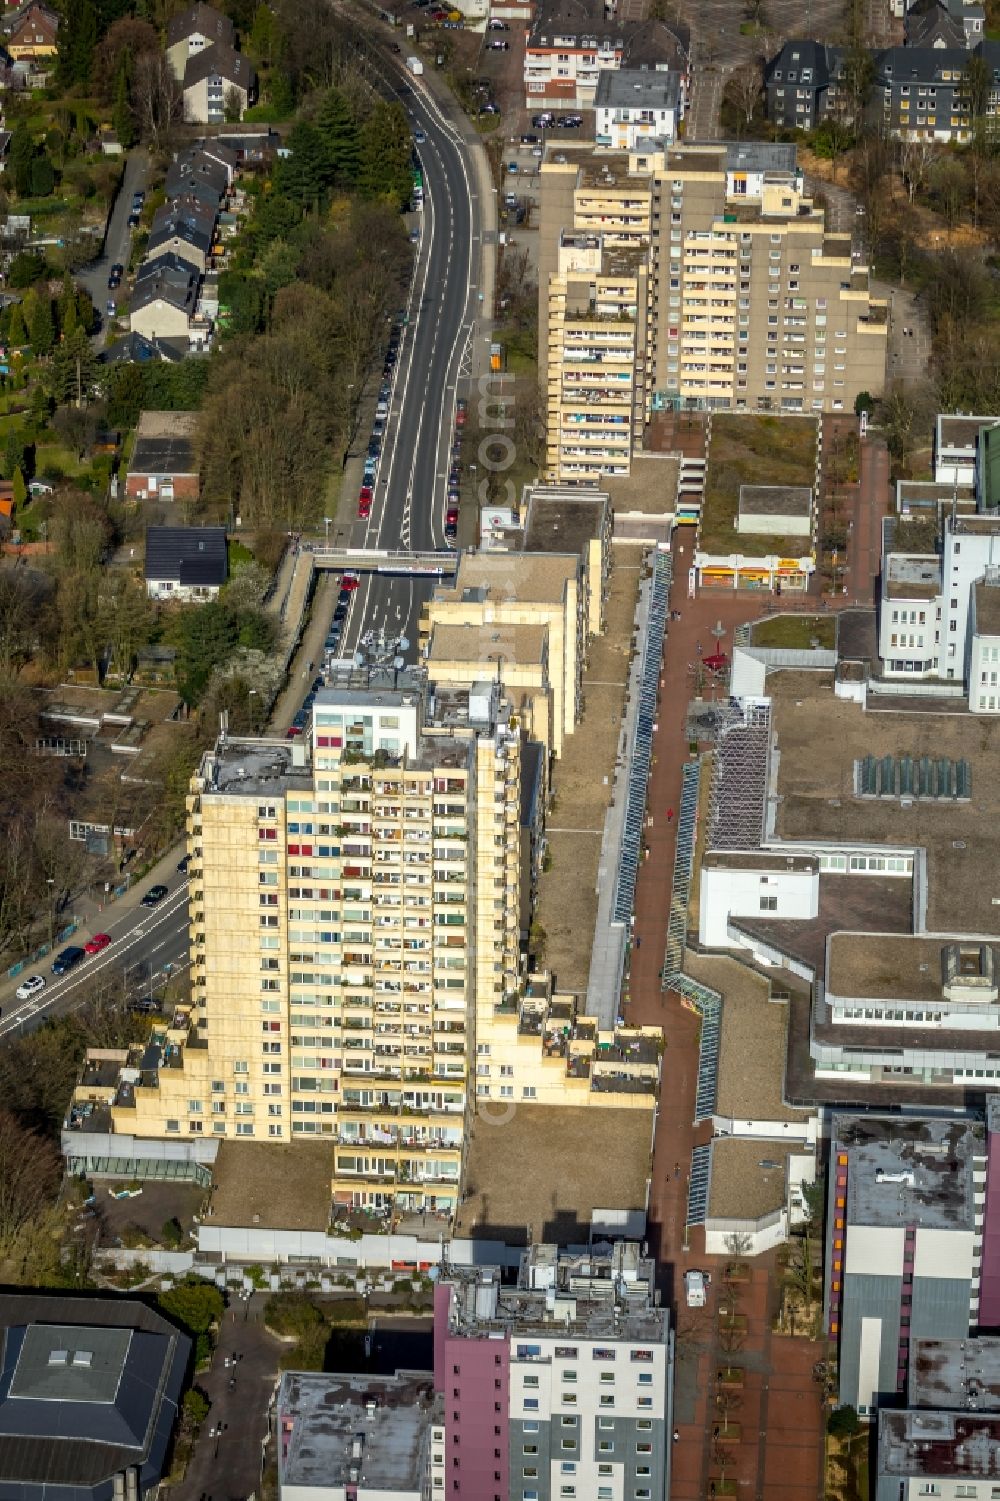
[
  {"left": 0, "top": 1111, "right": 61, "bottom": 1247},
  {"left": 899, "top": 136, "right": 936, "bottom": 204},
  {"left": 729, "top": 62, "right": 763, "bottom": 128},
  {"left": 131, "top": 52, "right": 182, "bottom": 150}
]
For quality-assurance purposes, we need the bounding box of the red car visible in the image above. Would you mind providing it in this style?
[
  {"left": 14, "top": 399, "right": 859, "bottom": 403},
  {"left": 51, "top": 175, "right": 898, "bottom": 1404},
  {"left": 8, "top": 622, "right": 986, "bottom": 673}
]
[
  {"left": 358, "top": 494, "right": 372, "bottom": 519},
  {"left": 446, "top": 507, "right": 459, "bottom": 525},
  {"left": 455, "top": 399, "right": 467, "bottom": 426},
  {"left": 286, "top": 724, "right": 303, "bottom": 739},
  {"left": 342, "top": 573, "right": 360, "bottom": 591},
  {"left": 84, "top": 933, "right": 112, "bottom": 955}
]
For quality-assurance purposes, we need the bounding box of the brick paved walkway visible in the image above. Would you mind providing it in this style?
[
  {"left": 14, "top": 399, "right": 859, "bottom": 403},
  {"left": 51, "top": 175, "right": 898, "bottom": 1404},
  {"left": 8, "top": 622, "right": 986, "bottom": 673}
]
[{"left": 624, "top": 529, "right": 826, "bottom": 1501}]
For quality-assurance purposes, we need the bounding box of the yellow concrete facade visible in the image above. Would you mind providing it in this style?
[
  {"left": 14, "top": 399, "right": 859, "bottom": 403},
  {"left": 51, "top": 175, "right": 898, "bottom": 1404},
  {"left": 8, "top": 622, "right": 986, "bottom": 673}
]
[
  {"left": 422, "top": 553, "right": 583, "bottom": 760},
  {"left": 538, "top": 142, "right": 888, "bottom": 478}
]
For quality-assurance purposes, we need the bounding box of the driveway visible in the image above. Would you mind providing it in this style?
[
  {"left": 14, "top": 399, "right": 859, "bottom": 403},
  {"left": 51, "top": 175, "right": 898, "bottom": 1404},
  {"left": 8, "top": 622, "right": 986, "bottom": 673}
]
[
  {"left": 167, "top": 1292, "right": 282, "bottom": 1501},
  {"left": 75, "top": 149, "right": 149, "bottom": 341}
]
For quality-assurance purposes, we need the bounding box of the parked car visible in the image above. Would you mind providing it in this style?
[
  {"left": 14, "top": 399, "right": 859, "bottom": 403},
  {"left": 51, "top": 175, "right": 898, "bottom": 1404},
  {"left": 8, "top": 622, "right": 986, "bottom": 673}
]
[
  {"left": 84, "top": 933, "right": 112, "bottom": 956},
  {"left": 334, "top": 602, "right": 349, "bottom": 623},
  {"left": 106, "top": 299, "right": 117, "bottom": 316},
  {"left": 455, "top": 398, "right": 467, "bottom": 426},
  {"left": 360, "top": 483, "right": 374, "bottom": 503},
  {"left": 342, "top": 573, "right": 360, "bottom": 591},
  {"left": 141, "top": 885, "right": 168, "bottom": 908},
  {"left": 376, "top": 399, "right": 389, "bottom": 419},
  {"left": 520, "top": 133, "right": 538, "bottom": 144},
  {"left": 358, "top": 493, "right": 372, "bottom": 518},
  {"left": 51, "top": 945, "right": 86, "bottom": 976},
  {"left": 488, "top": 38, "right": 509, "bottom": 48},
  {"left": 414, "top": 128, "right": 426, "bottom": 143},
  {"left": 15, "top": 973, "right": 46, "bottom": 1002},
  {"left": 507, "top": 161, "right": 518, "bottom": 174},
  {"left": 684, "top": 1269, "right": 709, "bottom": 1307},
  {"left": 177, "top": 853, "right": 191, "bottom": 872},
  {"left": 286, "top": 724, "right": 302, "bottom": 738},
  {"left": 488, "top": 17, "right": 509, "bottom": 27},
  {"left": 410, "top": 226, "right": 420, "bottom": 243},
  {"left": 372, "top": 417, "right": 386, "bottom": 437}
]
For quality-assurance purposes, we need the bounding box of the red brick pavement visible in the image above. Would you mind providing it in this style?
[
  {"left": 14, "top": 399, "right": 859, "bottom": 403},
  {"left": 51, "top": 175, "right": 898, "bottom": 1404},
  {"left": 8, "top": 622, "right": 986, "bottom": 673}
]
[{"left": 624, "top": 530, "right": 826, "bottom": 1500}]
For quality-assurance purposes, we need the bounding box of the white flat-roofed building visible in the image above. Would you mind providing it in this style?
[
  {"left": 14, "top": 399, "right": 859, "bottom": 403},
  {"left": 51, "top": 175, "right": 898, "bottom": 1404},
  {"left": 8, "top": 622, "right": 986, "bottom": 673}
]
[{"left": 595, "top": 67, "right": 684, "bottom": 149}]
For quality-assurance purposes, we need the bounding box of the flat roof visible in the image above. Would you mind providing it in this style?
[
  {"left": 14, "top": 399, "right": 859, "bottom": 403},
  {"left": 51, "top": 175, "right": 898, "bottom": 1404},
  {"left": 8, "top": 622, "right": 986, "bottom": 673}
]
[
  {"left": 209, "top": 1140, "right": 332, "bottom": 1230},
  {"left": 739, "top": 484, "right": 812, "bottom": 517},
  {"left": 438, "top": 552, "right": 578, "bottom": 607},
  {"left": 522, "top": 489, "right": 609, "bottom": 561},
  {"left": 768, "top": 670, "right": 1000, "bottom": 934},
  {"left": 886, "top": 554, "right": 941, "bottom": 599},
  {"left": 937, "top": 413, "right": 1000, "bottom": 451},
  {"left": 975, "top": 580, "right": 1000, "bottom": 637},
  {"left": 880, "top": 1410, "right": 1000, "bottom": 1480},
  {"left": 707, "top": 1139, "right": 802, "bottom": 1223},
  {"left": 683, "top": 952, "right": 811, "bottom": 1125},
  {"left": 704, "top": 851, "right": 817, "bottom": 872},
  {"left": 428, "top": 621, "right": 548, "bottom": 666},
  {"left": 278, "top": 1371, "right": 438, "bottom": 1492},
  {"left": 827, "top": 934, "right": 999, "bottom": 1003},
  {"left": 10, "top": 1325, "right": 131, "bottom": 1404},
  {"left": 910, "top": 1338, "right": 1000, "bottom": 1411},
  {"left": 834, "top": 1113, "right": 982, "bottom": 1230},
  {"left": 454, "top": 1104, "right": 651, "bottom": 1245}
]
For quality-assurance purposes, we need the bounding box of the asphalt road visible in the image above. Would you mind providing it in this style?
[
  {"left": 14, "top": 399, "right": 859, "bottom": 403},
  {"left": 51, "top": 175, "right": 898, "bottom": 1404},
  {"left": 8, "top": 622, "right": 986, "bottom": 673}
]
[
  {"left": 337, "top": 63, "right": 481, "bottom": 663},
  {"left": 0, "top": 64, "right": 479, "bottom": 1044},
  {"left": 0, "top": 859, "right": 190, "bottom": 1042},
  {"left": 76, "top": 149, "right": 149, "bottom": 339}
]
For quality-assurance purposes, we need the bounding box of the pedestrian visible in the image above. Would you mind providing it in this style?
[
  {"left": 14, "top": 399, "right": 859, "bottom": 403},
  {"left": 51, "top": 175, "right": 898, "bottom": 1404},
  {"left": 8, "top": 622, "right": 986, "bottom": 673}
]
[
  {"left": 667, "top": 807, "right": 674, "bottom": 822},
  {"left": 674, "top": 1162, "right": 680, "bottom": 1178},
  {"left": 673, "top": 1429, "right": 680, "bottom": 1442},
  {"left": 696, "top": 640, "right": 702, "bottom": 656},
  {"left": 634, "top": 936, "right": 641, "bottom": 949}
]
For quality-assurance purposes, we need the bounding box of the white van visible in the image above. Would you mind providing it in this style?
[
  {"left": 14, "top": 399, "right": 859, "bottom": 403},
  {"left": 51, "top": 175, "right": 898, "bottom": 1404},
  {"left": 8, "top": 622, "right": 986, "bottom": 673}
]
[{"left": 684, "top": 1270, "right": 708, "bottom": 1308}]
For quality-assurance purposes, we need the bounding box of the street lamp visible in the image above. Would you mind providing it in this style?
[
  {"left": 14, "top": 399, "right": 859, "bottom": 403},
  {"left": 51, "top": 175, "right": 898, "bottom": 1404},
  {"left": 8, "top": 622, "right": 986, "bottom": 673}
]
[
  {"left": 46, "top": 878, "right": 54, "bottom": 953},
  {"left": 324, "top": 517, "right": 332, "bottom": 548}
]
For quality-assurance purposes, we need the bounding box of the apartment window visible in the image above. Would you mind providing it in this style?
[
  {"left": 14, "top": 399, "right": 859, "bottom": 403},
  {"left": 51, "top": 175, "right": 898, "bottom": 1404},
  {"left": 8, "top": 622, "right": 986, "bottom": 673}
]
[{"left": 760, "top": 895, "right": 777, "bottom": 912}]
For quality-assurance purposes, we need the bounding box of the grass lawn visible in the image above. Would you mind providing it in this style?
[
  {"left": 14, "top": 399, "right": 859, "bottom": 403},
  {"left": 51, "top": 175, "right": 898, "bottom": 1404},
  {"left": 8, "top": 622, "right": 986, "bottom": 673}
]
[
  {"left": 826, "top": 1432, "right": 870, "bottom": 1501},
  {"left": 35, "top": 441, "right": 88, "bottom": 478},
  {"left": 751, "top": 614, "right": 836, "bottom": 649},
  {"left": 700, "top": 413, "right": 817, "bottom": 557}
]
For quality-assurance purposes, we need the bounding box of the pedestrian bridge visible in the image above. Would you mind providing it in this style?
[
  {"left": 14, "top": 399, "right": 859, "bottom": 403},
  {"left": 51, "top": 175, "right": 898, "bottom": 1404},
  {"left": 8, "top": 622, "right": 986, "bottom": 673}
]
[{"left": 311, "top": 548, "right": 458, "bottom": 577}]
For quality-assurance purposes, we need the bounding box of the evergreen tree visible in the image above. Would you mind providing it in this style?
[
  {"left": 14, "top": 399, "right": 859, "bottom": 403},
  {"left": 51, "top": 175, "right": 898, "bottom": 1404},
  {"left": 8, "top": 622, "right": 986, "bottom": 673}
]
[
  {"left": 317, "top": 88, "right": 360, "bottom": 188},
  {"left": 58, "top": 0, "right": 98, "bottom": 88},
  {"left": 8, "top": 128, "right": 34, "bottom": 198},
  {"left": 58, "top": 272, "right": 76, "bottom": 334},
  {"left": 26, "top": 293, "right": 54, "bottom": 358},
  {"left": 112, "top": 59, "right": 135, "bottom": 149},
  {"left": 357, "top": 101, "right": 412, "bottom": 209},
  {"left": 275, "top": 121, "right": 330, "bottom": 209},
  {"left": 250, "top": 2, "right": 277, "bottom": 66},
  {"left": 52, "top": 326, "right": 95, "bottom": 405},
  {"left": 7, "top": 303, "right": 27, "bottom": 348},
  {"left": 3, "top": 426, "right": 25, "bottom": 480},
  {"left": 29, "top": 155, "right": 54, "bottom": 199},
  {"left": 12, "top": 468, "right": 26, "bottom": 509}
]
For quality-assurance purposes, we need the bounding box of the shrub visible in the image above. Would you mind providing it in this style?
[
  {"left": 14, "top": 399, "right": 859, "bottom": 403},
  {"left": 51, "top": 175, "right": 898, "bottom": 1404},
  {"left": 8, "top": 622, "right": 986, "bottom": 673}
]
[{"left": 264, "top": 1291, "right": 325, "bottom": 1339}]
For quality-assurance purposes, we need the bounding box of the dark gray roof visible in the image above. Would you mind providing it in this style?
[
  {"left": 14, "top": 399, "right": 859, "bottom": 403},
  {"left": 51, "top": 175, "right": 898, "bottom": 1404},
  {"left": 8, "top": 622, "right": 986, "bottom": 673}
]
[
  {"left": 147, "top": 208, "right": 214, "bottom": 259},
  {"left": 875, "top": 44, "right": 971, "bottom": 80},
  {"left": 165, "top": 151, "right": 228, "bottom": 207},
  {"left": 130, "top": 432, "right": 197, "bottom": 477},
  {"left": 130, "top": 270, "right": 197, "bottom": 318},
  {"left": 765, "top": 38, "right": 845, "bottom": 89},
  {"left": 99, "top": 332, "right": 186, "bottom": 365},
  {"left": 905, "top": 0, "right": 967, "bottom": 47},
  {"left": 183, "top": 40, "right": 256, "bottom": 91},
  {"left": 166, "top": 1, "right": 233, "bottom": 48},
  {"left": 0, "top": 1293, "right": 188, "bottom": 1501},
  {"left": 145, "top": 525, "right": 226, "bottom": 586},
  {"left": 135, "top": 251, "right": 198, "bottom": 291}
]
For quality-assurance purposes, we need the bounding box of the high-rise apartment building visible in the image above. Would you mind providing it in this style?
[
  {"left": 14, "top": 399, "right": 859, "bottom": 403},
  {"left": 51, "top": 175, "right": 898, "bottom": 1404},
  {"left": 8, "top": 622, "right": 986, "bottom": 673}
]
[
  {"left": 433, "top": 1243, "right": 673, "bottom": 1501},
  {"left": 98, "top": 667, "right": 523, "bottom": 1220},
  {"left": 538, "top": 140, "right": 887, "bottom": 480}
]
